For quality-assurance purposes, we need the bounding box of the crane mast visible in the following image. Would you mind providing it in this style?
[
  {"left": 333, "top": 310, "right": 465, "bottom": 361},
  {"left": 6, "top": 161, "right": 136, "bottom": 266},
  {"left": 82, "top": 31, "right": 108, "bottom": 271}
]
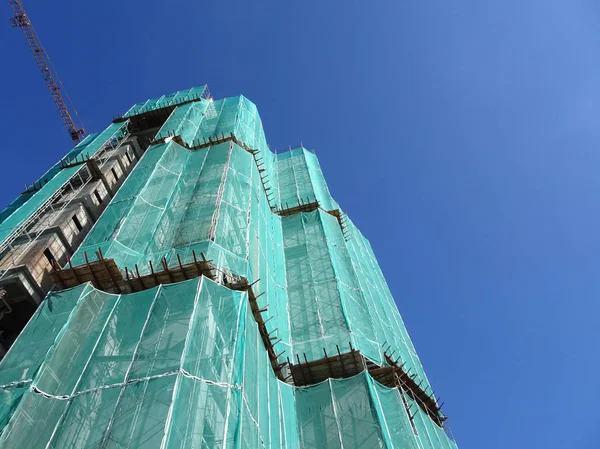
[{"left": 8, "top": 0, "right": 85, "bottom": 143}]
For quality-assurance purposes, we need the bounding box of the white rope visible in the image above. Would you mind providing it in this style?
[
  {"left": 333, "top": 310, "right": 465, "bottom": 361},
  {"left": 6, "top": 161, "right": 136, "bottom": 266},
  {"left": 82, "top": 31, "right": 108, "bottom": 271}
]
[
  {"left": 208, "top": 141, "right": 234, "bottom": 240},
  {"left": 236, "top": 291, "right": 250, "bottom": 449},
  {"left": 278, "top": 383, "right": 286, "bottom": 446},
  {"left": 243, "top": 157, "right": 253, "bottom": 261},
  {"left": 0, "top": 287, "right": 94, "bottom": 386},
  {"left": 159, "top": 277, "right": 203, "bottom": 449},
  {"left": 43, "top": 290, "right": 122, "bottom": 449},
  {"left": 328, "top": 378, "right": 345, "bottom": 449},
  {"left": 241, "top": 396, "right": 267, "bottom": 449},
  {"left": 155, "top": 161, "right": 181, "bottom": 176},
  {"left": 98, "top": 285, "right": 162, "bottom": 447},
  {"left": 368, "top": 377, "right": 394, "bottom": 449},
  {"left": 221, "top": 290, "right": 246, "bottom": 447},
  {"left": 0, "top": 379, "right": 32, "bottom": 389}
]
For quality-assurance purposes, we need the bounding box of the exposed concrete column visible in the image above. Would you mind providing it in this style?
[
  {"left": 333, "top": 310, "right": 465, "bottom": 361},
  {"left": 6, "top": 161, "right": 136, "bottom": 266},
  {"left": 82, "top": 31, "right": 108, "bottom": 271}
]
[
  {"left": 129, "top": 136, "right": 143, "bottom": 159},
  {"left": 86, "top": 159, "right": 114, "bottom": 200}
]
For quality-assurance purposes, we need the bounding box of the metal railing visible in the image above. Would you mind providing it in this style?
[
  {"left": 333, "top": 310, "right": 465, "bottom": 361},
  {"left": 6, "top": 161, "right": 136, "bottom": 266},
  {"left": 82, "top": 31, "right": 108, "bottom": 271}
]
[{"left": 0, "top": 125, "right": 131, "bottom": 275}]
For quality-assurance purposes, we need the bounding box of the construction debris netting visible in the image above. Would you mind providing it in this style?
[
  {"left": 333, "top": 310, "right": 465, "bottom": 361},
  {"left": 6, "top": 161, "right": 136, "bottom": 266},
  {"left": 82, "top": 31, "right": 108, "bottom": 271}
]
[{"left": 0, "top": 87, "right": 457, "bottom": 448}]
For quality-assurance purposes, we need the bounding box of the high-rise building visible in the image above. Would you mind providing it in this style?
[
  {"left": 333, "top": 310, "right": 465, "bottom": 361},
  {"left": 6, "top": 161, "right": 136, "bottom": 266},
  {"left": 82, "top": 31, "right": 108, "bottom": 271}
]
[{"left": 0, "top": 86, "right": 458, "bottom": 448}]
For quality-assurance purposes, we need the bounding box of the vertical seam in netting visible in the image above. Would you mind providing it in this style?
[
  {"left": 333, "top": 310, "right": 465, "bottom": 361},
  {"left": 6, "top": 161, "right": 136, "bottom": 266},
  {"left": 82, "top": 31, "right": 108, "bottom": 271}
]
[
  {"left": 191, "top": 101, "right": 209, "bottom": 138},
  {"left": 112, "top": 143, "right": 167, "bottom": 244},
  {"left": 217, "top": 97, "right": 234, "bottom": 142},
  {"left": 236, "top": 287, "right": 250, "bottom": 449},
  {"left": 0, "top": 286, "right": 94, "bottom": 445},
  {"left": 328, "top": 378, "right": 345, "bottom": 449},
  {"left": 145, "top": 158, "right": 185, "bottom": 253},
  {"left": 278, "top": 382, "right": 285, "bottom": 447},
  {"left": 159, "top": 277, "right": 203, "bottom": 449},
  {"left": 31, "top": 285, "right": 95, "bottom": 391},
  {"left": 156, "top": 105, "right": 178, "bottom": 139},
  {"left": 282, "top": 221, "right": 293, "bottom": 351},
  {"left": 355, "top": 231, "right": 418, "bottom": 369},
  {"left": 255, "top": 303, "right": 263, "bottom": 446},
  {"left": 303, "top": 149, "right": 320, "bottom": 206},
  {"left": 319, "top": 212, "right": 352, "bottom": 339},
  {"left": 222, "top": 288, "right": 246, "bottom": 448},
  {"left": 69, "top": 294, "right": 121, "bottom": 396},
  {"left": 181, "top": 104, "right": 194, "bottom": 137},
  {"left": 244, "top": 151, "right": 254, "bottom": 261},
  {"left": 399, "top": 390, "right": 422, "bottom": 448},
  {"left": 304, "top": 216, "right": 326, "bottom": 341},
  {"left": 44, "top": 291, "right": 122, "bottom": 449},
  {"left": 266, "top": 341, "right": 271, "bottom": 447},
  {"left": 355, "top": 268, "right": 396, "bottom": 363},
  {"left": 236, "top": 97, "right": 247, "bottom": 145},
  {"left": 278, "top": 209, "right": 293, "bottom": 352},
  {"left": 208, "top": 141, "right": 233, "bottom": 241},
  {"left": 429, "top": 422, "right": 446, "bottom": 449},
  {"left": 173, "top": 142, "right": 211, "bottom": 247},
  {"left": 275, "top": 158, "right": 281, "bottom": 206},
  {"left": 365, "top": 374, "right": 394, "bottom": 449},
  {"left": 291, "top": 156, "right": 300, "bottom": 205},
  {"left": 99, "top": 285, "right": 162, "bottom": 448},
  {"left": 232, "top": 97, "right": 241, "bottom": 142},
  {"left": 241, "top": 396, "right": 267, "bottom": 449},
  {"left": 417, "top": 410, "right": 437, "bottom": 449},
  {"left": 412, "top": 409, "right": 429, "bottom": 449},
  {"left": 0, "top": 282, "right": 88, "bottom": 367},
  {"left": 331, "top": 221, "right": 378, "bottom": 348},
  {"left": 249, "top": 100, "right": 257, "bottom": 145},
  {"left": 274, "top": 156, "right": 281, "bottom": 208}
]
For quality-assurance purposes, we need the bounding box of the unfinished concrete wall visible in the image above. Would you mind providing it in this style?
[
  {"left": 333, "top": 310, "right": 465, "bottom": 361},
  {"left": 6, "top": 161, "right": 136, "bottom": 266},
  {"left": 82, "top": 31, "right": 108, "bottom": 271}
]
[{"left": 0, "top": 122, "right": 161, "bottom": 356}]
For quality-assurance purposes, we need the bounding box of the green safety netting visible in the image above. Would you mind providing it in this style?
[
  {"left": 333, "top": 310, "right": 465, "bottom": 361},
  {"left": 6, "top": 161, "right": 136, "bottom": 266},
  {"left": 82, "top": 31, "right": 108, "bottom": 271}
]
[
  {"left": 0, "top": 278, "right": 455, "bottom": 449},
  {"left": 73, "top": 92, "right": 434, "bottom": 394},
  {"left": 277, "top": 148, "right": 338, "bottom": 211},
  {"left": 0, "top": 132, "right": 103, "bottom": 227},
  {"left": 70, "top": 130, "right": 431, "bottom": 389},
  {"left": 123, "top": 86, "right": 208, "bottom": 118},
  {"left": 0, "top": 88, "right": 457, "bottom": 448},
  {"left": 0, "top": 122, "right": 128, "bottom": 248}
]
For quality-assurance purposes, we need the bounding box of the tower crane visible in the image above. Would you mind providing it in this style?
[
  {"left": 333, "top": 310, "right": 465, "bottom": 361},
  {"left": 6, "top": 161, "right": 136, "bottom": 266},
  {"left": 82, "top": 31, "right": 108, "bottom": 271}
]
[{"left": 8, "top": 0, "right": 85, "bottom": 143}]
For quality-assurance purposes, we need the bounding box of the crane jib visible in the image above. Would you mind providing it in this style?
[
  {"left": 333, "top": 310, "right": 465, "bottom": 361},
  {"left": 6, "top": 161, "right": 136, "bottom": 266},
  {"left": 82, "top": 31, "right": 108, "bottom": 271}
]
[{"left": 8, "top": 0, "right": 85, "bottom": 143}]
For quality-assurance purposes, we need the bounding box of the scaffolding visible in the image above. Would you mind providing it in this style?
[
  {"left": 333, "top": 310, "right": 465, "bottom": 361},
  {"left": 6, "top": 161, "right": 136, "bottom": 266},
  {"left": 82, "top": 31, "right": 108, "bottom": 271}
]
[
  {"left": 0, "top": 86, "right": 459, "bottom": 448},
  {"left": 0, "top": 122, "right": 129, "bottom": 260}
]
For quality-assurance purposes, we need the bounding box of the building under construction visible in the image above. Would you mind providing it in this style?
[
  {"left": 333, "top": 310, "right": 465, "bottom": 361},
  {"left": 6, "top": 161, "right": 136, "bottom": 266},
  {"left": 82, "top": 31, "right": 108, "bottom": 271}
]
[{"left": 0, "top": 86, "right": 459, "bottom": 448}]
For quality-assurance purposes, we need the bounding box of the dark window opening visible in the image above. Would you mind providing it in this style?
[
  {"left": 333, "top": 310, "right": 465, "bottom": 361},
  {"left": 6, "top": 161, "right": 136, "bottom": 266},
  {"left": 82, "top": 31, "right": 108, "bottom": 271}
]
[
  {"left": 43, "top": 248, "right": 56, "bottom": 265},
  {"left": 72, "top": 214, "right": 83, "bottom": 232},
  {"left": 111, "top": 167, "right": 119, "bottom": 182},
  {"left": 125, "top": 151, "right": 132, "bottom": 164},
  {"left": 93, "top": 189, "right": 103, "bottom": 204}
]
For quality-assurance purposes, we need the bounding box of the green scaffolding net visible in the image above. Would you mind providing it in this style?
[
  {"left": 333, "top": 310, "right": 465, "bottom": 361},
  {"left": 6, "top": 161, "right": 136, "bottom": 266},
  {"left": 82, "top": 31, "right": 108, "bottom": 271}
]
[
  {"left": 0, "top": 122, "right": 128, "bottom": 249},
  {"left": 0, "top": 87, "right": 457, "bottom": 448},
  {"left": 0, "top": 279, "right": 455, "bottom": 449}
]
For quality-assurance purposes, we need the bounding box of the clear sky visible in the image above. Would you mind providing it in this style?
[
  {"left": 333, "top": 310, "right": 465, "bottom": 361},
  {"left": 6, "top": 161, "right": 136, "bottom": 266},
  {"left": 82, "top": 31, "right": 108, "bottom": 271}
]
[{"left": 1, "top": 1, "right": 599, "bottom": 448}]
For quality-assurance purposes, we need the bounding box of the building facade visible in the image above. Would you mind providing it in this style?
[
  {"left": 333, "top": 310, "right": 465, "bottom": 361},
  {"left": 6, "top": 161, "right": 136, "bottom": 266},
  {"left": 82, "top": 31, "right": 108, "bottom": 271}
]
[{"left": 0, "top": 86, "right": 458, "bottom": 448}]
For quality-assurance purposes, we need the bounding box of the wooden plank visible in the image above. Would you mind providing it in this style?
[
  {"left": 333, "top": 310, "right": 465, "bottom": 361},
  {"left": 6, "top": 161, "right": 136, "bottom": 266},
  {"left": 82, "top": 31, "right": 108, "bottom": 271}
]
[
  {"left": 83, "top": 252, "right": 100, "bottom": 289},
  {"left": 98, "top": 253, "right": 122, "bottom": 294},
  {"left": 191, "top": 250, "right": 202, "bottom": 277},
  {"left": 149, "top": 260, "right": 159, "bottom": 286},
  {"left": 124, "top": 267, "right": 136, "bottom": 293},
  {"left": 50, "top": 261, "right": 66, "bottom": 290},
  {"left": 176, "top": 254, "right": 188, "bottom": 280},
  {"left": 67, "top": 258, "right": 81, "bottom": 285}
]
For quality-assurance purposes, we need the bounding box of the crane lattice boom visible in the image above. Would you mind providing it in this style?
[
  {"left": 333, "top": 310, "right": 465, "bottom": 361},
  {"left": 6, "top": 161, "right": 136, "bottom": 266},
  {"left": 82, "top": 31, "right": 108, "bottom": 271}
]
[{"left": 9, "top": 0, "right": 84, "bottom": 143}]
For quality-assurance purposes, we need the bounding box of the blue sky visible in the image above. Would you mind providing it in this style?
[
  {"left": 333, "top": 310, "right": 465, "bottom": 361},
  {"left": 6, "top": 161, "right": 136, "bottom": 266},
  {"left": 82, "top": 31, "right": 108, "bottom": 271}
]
[{"left": 1, "top": 1, "right": 599, "bottom": 448}]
